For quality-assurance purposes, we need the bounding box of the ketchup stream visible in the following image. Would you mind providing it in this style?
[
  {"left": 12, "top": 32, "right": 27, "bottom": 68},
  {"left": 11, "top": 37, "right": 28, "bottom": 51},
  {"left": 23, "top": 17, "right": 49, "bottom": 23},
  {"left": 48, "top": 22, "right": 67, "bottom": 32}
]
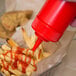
[{"left": 32, "top": 38, "right": 42, "bottom": 52}]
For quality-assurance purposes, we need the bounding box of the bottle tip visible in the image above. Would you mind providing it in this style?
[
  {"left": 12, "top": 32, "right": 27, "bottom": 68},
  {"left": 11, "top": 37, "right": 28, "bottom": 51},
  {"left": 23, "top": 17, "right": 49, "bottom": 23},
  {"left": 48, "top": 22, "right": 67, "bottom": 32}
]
[{"left": 32, "top": 38, "right": 42, "bottom": 52}]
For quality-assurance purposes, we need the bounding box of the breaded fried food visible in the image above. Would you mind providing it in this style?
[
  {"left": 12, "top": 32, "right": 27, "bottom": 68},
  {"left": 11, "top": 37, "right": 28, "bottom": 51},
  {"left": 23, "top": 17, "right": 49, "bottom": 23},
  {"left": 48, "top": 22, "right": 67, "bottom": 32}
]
[{"left": 1, "top": 10, "right": 33, "bottom": 32}]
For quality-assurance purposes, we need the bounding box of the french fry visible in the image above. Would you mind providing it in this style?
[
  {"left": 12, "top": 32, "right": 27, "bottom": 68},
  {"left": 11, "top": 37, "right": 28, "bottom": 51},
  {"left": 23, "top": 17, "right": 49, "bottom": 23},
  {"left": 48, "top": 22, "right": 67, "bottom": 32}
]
[
  {"left": 17, "top": 61, "right": 35, "bottom": 74},
  {"left": 11, "top": 75, "right": 16, "bottom": 76},
  {"left": 1, "top": 45, "right": 36, "bottom": 61},
  {"left": 43, "top": 52, "right": 51, "bottom": 58},
  {"left": 15, "top": 46, "right": 43, "bottom": 60},
  {"left": 0, "top": 53, "right": 14, "bottom": 63},
  {"left": 22, "top": 49, "right": 34, "bottom": 57},
  {"left": 21, "top": 28, "right": 33, "bottom": 49},
  {"left": 30, "top": 35, "right": 37, "bottom": 46},
  {"left": 1, "top": 44, "right": 11, "bottom": 51},
  {"left": 0, "top": 48, "right": 4, "bottom": 54},
  {"left": 1, "top": 67, "right": 4, "bottom": 72},
  {"left": 0, "top": 46, "right": 37, "bottom": 76},
  {"left": 12, "top": 46, "right": 18, "bottom": 52},
  {"left": 6, "top": 38, "right": 18, "bottom": 47},
  {"left": 0, "top": 51, "right": 36, "bottom": 65},
  {"left": 26, "top": 65, "right": 35, "bottom": 76},
  {"left": 21, "top": 28, "right": 44, "bottom": 59},
  {"left": 9, "top": 67, "right": 23, "bottom": 76},
  {"left": 2, "top": 69, "right": 10, "bottom": 76},
  {"left": 0, "top": 59, "right": 23, "bottom": 76},
  {"left": 17, "top": 54, "right": 36, "bottom": 65},
  {"left": 11, "top": 46, "right": 34, "bottom": 58},
  {"left": 0, "top": 51, "right": 36, "bottom": 75},
  {"left": 12, "top": 46, "right": 41, "bottom": 60}
]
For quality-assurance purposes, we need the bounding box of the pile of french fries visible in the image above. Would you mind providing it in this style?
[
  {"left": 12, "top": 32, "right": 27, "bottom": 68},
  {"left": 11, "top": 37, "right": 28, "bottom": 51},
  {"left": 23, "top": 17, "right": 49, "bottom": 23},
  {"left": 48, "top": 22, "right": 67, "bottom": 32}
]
[{"left": 0, "top": 28, "right": 50, "bottom": 76}]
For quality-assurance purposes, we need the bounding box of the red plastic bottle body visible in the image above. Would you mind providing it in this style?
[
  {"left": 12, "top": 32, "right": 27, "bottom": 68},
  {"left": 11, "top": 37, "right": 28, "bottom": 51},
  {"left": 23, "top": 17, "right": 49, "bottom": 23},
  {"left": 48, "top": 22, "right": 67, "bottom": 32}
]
[{"left": 32, "top": 0, "right": 76, "bottom": 42}]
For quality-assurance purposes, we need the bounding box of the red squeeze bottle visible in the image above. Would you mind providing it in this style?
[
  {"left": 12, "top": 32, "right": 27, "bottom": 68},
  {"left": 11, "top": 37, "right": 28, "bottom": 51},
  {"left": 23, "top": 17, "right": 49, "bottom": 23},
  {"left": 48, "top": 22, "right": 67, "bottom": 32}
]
[{"left": 32, "top": 0, "right": 76, "bottom": 51}]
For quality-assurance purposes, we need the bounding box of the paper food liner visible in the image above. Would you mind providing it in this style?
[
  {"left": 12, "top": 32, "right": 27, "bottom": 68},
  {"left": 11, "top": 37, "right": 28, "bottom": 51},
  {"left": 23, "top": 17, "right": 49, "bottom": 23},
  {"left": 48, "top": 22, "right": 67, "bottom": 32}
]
[{"left": 12, "top": 19, "right": 75, "bottom": 76}]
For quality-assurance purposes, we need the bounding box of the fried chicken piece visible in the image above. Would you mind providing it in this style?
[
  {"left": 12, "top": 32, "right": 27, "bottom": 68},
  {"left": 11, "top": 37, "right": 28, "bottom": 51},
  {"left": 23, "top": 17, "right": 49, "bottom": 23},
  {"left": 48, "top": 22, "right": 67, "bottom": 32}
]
[{"left": 1, "top": 10, "right": 33, "bottom": 32}]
